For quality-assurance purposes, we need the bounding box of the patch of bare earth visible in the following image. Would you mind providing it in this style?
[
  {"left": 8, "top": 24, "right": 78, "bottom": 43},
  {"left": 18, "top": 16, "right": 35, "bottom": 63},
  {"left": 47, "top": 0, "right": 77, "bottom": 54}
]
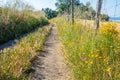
[{"left": 31, "top": 26, "right": 72, "bottom": 80}]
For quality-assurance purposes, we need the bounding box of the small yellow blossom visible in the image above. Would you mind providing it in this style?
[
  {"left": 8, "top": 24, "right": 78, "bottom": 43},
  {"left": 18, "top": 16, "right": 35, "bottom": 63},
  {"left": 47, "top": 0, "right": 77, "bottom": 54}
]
[
  {"left": 110, "top": 46, "right": 113, "bottom": 48},
  {"left": 89, "top": 61, "right": 93, "bottom": 65},
  {"left": 98, "top": 56, "right": 102, "bottom": 59},
  {"left": 91, "top": 54, "right": 94, "bottom": 58},
  {"left": 106, "top": 67, "right": 111, "bottom": 73},
  {"left": 95, "top": 54, "right": 99, "bottom": 58},
  {"left": 104, "top": 58, "right": 107, "bottom": 62}
]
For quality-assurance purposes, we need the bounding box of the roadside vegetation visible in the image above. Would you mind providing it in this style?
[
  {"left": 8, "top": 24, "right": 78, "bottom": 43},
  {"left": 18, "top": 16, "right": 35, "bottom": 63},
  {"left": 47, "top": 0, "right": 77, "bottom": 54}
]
[
  {"left": 55, "top": 0, "right": 109, "bottom": 21},
  {"left": 0, "top": 0, "right": 120, "bottom": 80},
  {"left": 0, "top": 25, "right": 51, "bottom": 80},
  {"left": 51, "top": 1, "right": 120, "bottom": 79},
  {"left": 0, "top": 0, "right": 48, "bottom": 44},
  {"left": 0, "top": 0, "right": 51, "bottom": 80},
  {"left": 52, "top": 17, "right": 120, "bottom": 80}
]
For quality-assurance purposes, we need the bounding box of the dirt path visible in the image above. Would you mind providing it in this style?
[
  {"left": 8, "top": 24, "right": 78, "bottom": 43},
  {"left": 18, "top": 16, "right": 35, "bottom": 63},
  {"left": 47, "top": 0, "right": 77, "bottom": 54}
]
[{"left": 31, "top": 26, "right": 72, "bottom": 80}]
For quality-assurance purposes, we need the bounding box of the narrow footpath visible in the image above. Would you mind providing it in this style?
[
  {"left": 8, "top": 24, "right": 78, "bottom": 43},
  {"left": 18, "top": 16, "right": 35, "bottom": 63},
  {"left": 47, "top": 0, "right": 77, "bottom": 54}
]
[{"left": 31, "top": 26, "right": 72, "bottom": 80}]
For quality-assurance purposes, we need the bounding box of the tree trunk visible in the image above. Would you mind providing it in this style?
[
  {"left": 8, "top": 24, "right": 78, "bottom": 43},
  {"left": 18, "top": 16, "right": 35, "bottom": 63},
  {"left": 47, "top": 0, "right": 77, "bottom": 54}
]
[
  {"left": 68, "top": 8, "right": 70, "bottom": 22},
  {"left": 67, "top": 0, "right": 70, "bottom": 22},
  {"left": 71, "top": 0, "right": 74, "bottom": 24},
  {"left": 95, "top": 0, "right": 103, "bottom": 30}
]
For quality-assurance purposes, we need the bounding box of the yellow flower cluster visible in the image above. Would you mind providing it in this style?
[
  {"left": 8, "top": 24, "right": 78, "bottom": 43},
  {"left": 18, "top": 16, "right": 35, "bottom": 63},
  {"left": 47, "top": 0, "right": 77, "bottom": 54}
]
[
  {"left": 100, "top": 22, "right": 118, "bottom": 35},
  {"left": 106, "top": 67, "right": 112, "bottom": 73}
]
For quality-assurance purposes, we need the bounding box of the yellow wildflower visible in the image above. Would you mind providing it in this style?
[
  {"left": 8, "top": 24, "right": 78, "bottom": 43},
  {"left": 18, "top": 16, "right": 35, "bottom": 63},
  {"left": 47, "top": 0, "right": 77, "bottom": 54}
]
[
  {"left": 106, "top": 67, "right": 111, "bottom": 73},
  {"left": 91, "top": 54, "right": 94, "bottom": 58},
  {"left": 110, "top": 46, "right": 113, "bottom": 48},
  {"left": 104, "top": 58, "right": 107, "bottom": 62},
  {"left": 98, "top": 56, "right": 102, "bottom": 59},
  {"left": 89, "top": 61, "right": 93, "bottom": 65},
  {"left": 95, "top": 54, "right": 99, "bottom": 58},
  {"left": 100, "top": 23, "right": 118, "bottom": 35}
]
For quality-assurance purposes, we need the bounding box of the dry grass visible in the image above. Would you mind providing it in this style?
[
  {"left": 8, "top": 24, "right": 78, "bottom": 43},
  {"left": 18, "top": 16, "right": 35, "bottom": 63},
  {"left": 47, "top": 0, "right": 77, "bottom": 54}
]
[
  {"left": 0, "top": 0, "right": 48, "bottom": 44},
  {"left": 76, "top": 19, "right": 120, "bottom": 35},
  {"left": 53, "top": 17, "right": 120, "bottom": 80},
  {"left": 0, "top": 25, "right": 51, "bottom": 80}
]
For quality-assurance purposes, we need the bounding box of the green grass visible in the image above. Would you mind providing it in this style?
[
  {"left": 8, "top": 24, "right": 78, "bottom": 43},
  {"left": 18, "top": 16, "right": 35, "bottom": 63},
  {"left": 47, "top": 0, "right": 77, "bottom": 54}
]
[
  {"left": 0, "top": 3, "right": 49, "bottom": 44},
  {"left": 54, "top": 18, "right": 120, "bottom": 80},
  {"left": 0, "top": 25, "right": 51, "bottom": 80}
]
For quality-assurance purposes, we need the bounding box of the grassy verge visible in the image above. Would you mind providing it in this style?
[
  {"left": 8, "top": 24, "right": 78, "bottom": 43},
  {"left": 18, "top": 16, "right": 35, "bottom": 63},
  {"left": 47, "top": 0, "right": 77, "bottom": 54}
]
[
  {"left": 0, "top": 1, "right": 49, "bottom": 44},
  {"left": 53, "top": 18, "right": 120, "bottom": 80},
  {"left": 0, "top": 25, "right": 51, "bottom": 80}
]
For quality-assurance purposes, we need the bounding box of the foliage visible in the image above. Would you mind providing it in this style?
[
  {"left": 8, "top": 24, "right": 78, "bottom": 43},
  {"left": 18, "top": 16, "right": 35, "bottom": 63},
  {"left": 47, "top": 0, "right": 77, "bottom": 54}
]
[
  {"left": 0, "top": 0, "right": 49, "bottom": 44},
  {"left": 54, "top": 18, "right": 120, "bottom": 80},
  {"left": 0, "top": 26, "right": 51, "bottom": 80},
  {"left": 75, "top": 2, "right": 109, "bottom": 21},
  {"left": 100, "top": 14, "right": 109, "bottom": 21},
  {"left": 42, "top": 8, "right": 58, "bottom": 19},
  {"left": 55, "top": 0, "right": 109, "bottom": 21},
  {"left": 55, "top": 0, "right": 80, "bottom": 14}
]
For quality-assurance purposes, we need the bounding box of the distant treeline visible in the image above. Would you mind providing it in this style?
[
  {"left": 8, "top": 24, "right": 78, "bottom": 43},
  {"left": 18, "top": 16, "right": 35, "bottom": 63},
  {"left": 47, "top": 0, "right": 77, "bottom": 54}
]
[
  {"left": 43, "top": 0, "right": 109, "bottom": 21},
  {"left": 74, "top": 2, "right": 109, "bottom": 21},
  {"left": 42, "top": 8, "right": 58, "bottom": 19}
]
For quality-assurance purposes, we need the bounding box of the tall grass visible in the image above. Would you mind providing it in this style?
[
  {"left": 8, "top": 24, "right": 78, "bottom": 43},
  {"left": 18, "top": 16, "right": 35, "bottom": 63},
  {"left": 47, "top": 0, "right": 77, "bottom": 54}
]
[
  {"left": 0, "top": 25, "right": 51, "bottom": 80},
  {"left": 54, "top": 18, "right": 120, "bottom": 80},
  {"left": 0, "top": 0, "right": 49, "bottom": 44},
  {"left": 0, "top": 0, "right": 51, "bottom": 79}
]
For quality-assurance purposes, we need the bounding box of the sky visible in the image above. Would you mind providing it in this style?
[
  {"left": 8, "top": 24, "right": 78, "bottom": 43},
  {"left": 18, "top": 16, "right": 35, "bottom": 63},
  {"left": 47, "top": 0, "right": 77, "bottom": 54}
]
[
  {"left": 81, "top": 0, "right": 120, "bottom": 17},
  {"left": 1, "top": 0, "right": 120, "bottom": 17},
  {"left": 24, "top": 0, "right": 57, "bottom": 10}
]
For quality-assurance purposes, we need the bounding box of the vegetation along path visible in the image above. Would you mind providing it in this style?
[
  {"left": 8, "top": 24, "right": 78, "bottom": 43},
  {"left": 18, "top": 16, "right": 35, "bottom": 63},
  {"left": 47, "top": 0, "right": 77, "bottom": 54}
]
[{"left": 31, "top": 26, "right": 72, "bottom": 80}]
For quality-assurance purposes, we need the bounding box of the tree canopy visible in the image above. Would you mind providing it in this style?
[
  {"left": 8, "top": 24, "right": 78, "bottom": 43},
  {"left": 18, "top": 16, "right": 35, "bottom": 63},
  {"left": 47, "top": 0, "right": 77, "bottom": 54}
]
[
  {"left": 42, "top": 8, "right": 58, "bottom": 19},
  {"left": 55, "top": 0, "right": 109, "bottom": 21},
  {"left": 55, "top": 0, "right": 80, "bottom": 13}
]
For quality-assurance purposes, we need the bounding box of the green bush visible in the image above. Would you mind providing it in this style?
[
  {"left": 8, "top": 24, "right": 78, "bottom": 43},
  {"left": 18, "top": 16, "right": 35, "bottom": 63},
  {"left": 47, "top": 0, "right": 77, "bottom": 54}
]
[{"left": 0, "top": 8, "right": 49, "bottom": 44}]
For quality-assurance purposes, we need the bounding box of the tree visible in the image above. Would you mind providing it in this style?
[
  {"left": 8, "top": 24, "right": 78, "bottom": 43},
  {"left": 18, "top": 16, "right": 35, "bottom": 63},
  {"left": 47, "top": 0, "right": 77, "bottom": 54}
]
[
  {"left": 55, "top": 0, "right": 70, "bottom": 14},
  {"left": 100, "top": 14, "right": 109, "bottom": 21},
  {"left": 71, "top": 0, "right": 75, "bottom": 24},
  {"left": 95, "top": 0, "right": 103, "bottom": 31},
  {"left": 55, "top": 0, "right": 80, "bottom": 22},
  {"left": 74, "top": 1, "right": 108, "bottom": 21},
  {"left": 55, "top": 0, "right": 80, "bottom": 13},
  {"left": 75, "top": 0, "right": 80, "bottom": 6},
  {"left": 42, "top": 8, "right": 57, "bottom": 19}
]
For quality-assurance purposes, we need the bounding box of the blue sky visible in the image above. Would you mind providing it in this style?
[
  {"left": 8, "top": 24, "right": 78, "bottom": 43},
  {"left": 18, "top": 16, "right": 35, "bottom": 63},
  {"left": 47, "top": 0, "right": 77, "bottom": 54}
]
[
  {"left": 24, "top": 0, "right": 57, "bottom": 10},
  {"left": 5, "top": 0, "right": 119, "bottom": 17}
]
